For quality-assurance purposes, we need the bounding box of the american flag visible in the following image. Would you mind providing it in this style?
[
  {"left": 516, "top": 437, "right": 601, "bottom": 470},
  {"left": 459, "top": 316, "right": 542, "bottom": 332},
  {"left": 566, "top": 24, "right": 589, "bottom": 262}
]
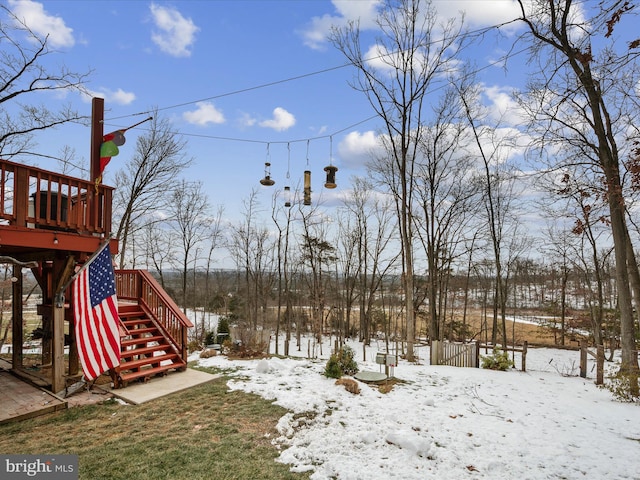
[{"left": 72, "top": 244, "right": 121, "bottom": 381}]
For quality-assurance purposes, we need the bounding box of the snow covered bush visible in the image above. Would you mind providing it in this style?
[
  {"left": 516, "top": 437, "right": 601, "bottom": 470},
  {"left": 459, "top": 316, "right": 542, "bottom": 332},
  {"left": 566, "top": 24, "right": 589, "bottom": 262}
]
[
  {"left": 324, "top": 345, "right": 359, "bottom": 378},
  {"left": 481, "top": 348, "right": 514, "bottom": 371},
  {"left": 604, "top": 371, "right": 640, "bottom": 403}
]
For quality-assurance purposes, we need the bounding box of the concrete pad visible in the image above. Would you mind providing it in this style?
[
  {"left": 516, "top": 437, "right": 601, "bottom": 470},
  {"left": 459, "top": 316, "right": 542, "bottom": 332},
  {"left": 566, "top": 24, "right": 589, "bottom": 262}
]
[
  {"left": 354, "top": 370, "right": 388, "bottom": 383},
  {"left": 105, "top": 369, "right": 221, "bottom": 405}
]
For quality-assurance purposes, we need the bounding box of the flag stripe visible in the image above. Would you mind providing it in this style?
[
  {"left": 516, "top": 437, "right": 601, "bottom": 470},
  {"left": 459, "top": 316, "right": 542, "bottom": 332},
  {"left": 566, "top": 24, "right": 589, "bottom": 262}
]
[{"left": 72, "top": 245, "right": 121, "bottom": 381}]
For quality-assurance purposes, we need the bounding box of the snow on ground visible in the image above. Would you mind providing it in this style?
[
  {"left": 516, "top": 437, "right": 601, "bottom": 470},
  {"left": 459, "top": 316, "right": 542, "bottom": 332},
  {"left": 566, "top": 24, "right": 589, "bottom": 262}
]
[{"left": 193, "top": 338, "right": 640, "bottom": 480}]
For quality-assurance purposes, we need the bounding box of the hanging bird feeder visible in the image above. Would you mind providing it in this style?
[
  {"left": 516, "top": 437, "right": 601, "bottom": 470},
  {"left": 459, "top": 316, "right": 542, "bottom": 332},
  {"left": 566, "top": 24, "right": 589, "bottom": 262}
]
[
  {"left": 304, "top": 170, "right": 311, "bottom": 205},
  {"left": 324, "top": 165, "right": 338, "bottom": 189},
  {"left": 324, "top": 136, "right": 338, "bottom": 189},
  {"left": 284, "top": 143, "right": 292, "bottom": 207},
  {"left": 284, "top": 185, "right": 292, "bottom": 207},
  {"left": 260, "top": 162, "right": 275, "bottom": 186}
]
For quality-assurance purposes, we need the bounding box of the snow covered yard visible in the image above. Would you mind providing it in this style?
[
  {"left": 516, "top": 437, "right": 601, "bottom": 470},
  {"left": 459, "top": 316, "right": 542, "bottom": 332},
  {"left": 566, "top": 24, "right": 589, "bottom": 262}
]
[{"left": 194, "top": 340, "right": 640, "bottom": 480}]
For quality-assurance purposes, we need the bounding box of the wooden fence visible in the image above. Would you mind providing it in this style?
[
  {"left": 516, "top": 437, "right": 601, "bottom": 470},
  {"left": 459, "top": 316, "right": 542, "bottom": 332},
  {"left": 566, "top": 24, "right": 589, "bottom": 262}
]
[
  {"left": 430, "top": 340, "right": 479, "bottom": 368},
  {"left": 431, "top": 341, "right": 528, "bottom": 371},
  {"left": 580, "top": 341, "right": 604, "bottom": 385},
  {"left": 479, "top": 342, "right": 528, "bottom": 372}
]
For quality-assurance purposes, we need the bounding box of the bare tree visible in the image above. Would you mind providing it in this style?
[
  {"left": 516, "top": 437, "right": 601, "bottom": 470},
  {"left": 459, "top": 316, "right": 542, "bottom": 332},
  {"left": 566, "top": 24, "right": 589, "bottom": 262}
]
[
  {"left": 412, "top": 82, "right": 481, "bottom": 342},
  {"left": 271, "top": 190, "right": 297, "bottom": 355},
  {"left": 200, "top": 205, "right": 225, "bottom": 343},
  {"left": 339, "top": 177, "right": 399, "bottom": 345},
  {"left": 299, "top": 211, "right": 337, "bottom": 357},
  {"left": 169, "top": 180, "right": 210, "bottom": 310},
  {"left": 139, "top": 221, "right": 175, "bottom": 289},
  {"left": 459, "top": 78, "right": 522, "bottom": 348},
  {"left": 228, "top": 189, "right": 277, "bottom": 338},
  {"left": 331, "top": 0, "right": 465, "bottom": 360},
  {"left": 516, "top": 0, "right": 640, "bottom": 390},
  {"left": 113, "top": 113, "right": 192, "bottom": 268},
  {"left": 0, "top": 6, "right": 91, "bottom": 160},
  {"left": 335, "top": 207, "right": 361, "bottom": 343}
]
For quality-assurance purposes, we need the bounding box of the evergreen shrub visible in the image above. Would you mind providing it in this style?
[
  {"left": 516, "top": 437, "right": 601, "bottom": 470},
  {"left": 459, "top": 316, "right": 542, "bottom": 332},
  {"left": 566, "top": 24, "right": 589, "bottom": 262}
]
[
  {"left": 324, "top": 345, "right": 359, "bottom": 378},
  {"left": 481, "top": 348, "right": 514, "bottom": 371}
]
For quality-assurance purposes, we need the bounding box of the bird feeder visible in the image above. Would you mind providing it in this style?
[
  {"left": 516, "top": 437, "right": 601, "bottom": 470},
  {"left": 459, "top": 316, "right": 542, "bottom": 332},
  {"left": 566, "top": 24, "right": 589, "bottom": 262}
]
[
  {"left": 324, "top": 165, "right": 338, "bottom": 189},
  {"left": 284, "top": 186, "right": 291, "bottom": 207},
  {"left": 303, "top": 170, "right": 311, "bottom": 205},
  {"left": 260, "top": 162, "right": 275, "bottom": 186}
]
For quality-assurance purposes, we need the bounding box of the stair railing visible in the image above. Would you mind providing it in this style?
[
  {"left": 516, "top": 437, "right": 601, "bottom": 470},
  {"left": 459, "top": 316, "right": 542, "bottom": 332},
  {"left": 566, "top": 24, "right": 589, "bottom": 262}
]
[{"left": 115, "top": 270, "right": 193, "bottom": 363}]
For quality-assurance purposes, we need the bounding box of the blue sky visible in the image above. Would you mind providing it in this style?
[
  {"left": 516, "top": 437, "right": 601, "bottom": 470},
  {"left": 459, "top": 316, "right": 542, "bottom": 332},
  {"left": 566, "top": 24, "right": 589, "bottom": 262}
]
[
  {"left": 3, "top": 0, "right": 534, "bottom": 218},
  {"left": 5, "top": 0, "right": 631, "bottom": 236}
]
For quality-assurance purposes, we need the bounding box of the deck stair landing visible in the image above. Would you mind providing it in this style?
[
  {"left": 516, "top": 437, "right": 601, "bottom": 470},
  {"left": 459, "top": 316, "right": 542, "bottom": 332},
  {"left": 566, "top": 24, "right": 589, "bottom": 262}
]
[{"left": 116, "top": 303, "right": 187, "bottom": 388}]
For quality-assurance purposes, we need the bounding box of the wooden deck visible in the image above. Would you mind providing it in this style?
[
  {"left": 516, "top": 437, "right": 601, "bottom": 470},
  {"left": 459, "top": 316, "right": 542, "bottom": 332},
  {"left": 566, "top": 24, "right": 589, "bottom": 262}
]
[
  {"left": 0, "top": 158, "right": 115, "bottom": 258},
  {"left": 0, "top": 158, "right": 118, "bottom": 394},
  {"left": 0, "top": 360, "right": 66, "bottom": 424}
]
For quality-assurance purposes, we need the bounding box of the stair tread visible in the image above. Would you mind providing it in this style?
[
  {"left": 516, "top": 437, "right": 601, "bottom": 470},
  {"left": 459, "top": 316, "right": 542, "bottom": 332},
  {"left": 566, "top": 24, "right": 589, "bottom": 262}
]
[
  {"left": 120, "top": 344, "right": 173, "bottom": 358},
  {"left": 112, "top": 298, "right": 187, "bottom": 389},
  {"left": 122, "top": 318, "right": 152, "bottom": 324},
  {"left": 120, "top": 335, "right": 166, "bottom": 347},
  {"left": 118, "top": 352, "right": 181, "bottom": 371},
  {"left": 119, "top": 313, "right": 147, "bottom": 320},
  {"left": 124, "top": 327, "right": 156, "bottom": 334}
]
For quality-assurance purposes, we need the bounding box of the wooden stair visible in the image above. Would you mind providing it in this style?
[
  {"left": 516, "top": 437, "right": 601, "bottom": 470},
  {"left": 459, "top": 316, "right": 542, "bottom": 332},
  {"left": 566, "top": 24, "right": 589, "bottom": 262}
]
[{"left": 115, "top": 303, "right": 187, "bottom": 388}]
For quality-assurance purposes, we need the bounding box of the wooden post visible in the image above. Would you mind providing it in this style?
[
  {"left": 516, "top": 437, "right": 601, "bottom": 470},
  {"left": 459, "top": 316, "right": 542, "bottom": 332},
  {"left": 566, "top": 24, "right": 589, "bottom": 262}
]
[
  {"left": 182, "top": 326, "right": 188, "bottom": 364},
  {"left": 88, "top": 97, "right": 104, "bottom": 230},
  {"left": 522, "top": 341, "right": 528, "bottom": 372},
  {"left": 90, "top": 97, "right": 104, "bottom": 184},
  {"left": 67, "top": 305, "right": 79, "bottom": 375},
  {"left": 14, "top": 168, "right": 28, "bottom": 227},
  {"left": 52, "top": 303, "right": 66, "bottom": 394},
  {"left": 580, "top": 341, "right": 587, "bottom": 378},
  {"left": 596, "top": 345, "right": 604, "bottom": 385},
  {"left": 11, "top": 266, "right": 23, "bottom": 368},
  {"left": 430, "top": 340, "right": 437, "bottom": 365}
]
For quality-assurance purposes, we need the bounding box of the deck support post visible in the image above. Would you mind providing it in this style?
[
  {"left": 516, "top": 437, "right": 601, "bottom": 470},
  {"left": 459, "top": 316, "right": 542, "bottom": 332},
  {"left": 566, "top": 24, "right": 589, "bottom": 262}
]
[
  {"left": 52, "top": 302, "right": 65, "bottom": 394},
  {"left": 11, "top": 266, "right": 23, "bottom": 368}
]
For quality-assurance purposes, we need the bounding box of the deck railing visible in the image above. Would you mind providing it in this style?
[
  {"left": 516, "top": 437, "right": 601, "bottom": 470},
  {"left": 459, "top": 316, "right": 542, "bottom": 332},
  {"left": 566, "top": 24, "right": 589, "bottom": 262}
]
[
  {"left": 0, "top": 159, "right": 112, "bottom": 234},
  {"left": 115, "top": 269, "right": 193, "bottom": 363}
]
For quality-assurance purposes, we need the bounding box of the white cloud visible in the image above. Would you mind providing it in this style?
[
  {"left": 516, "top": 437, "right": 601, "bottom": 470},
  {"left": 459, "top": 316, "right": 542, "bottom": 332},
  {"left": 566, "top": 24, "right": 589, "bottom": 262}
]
[
  {"left": 149, "top": 3, "right": 199, "bottom": 58},
  {"left": 8, "top": 0, "right": 75, "bottom": 48},
  {"left": 183, "top": 102, "right": 225, "bottom": 126},
  {"left": 300, "top": 0, "right": 381, "bottom": 50},
  {"left": 238, "top": 112, "right": 257, "bottom": 128},
  {"left": 483, "top": 84, "right": 525, "bottom": 126},
  {"left": 434, "top": 0, "right": 522, "bottom": 32},
  {"left": 337, "top": 130, "right": 383, "bottom": 168},
  {"left": 259, "top": 107, "right": 296, "bottom": 131},
  {"left": 82, "top": 87, "right": 136, "bottom": 105},
  {"left": 332, "top": 0, "right": 381, "bottom": 27}
]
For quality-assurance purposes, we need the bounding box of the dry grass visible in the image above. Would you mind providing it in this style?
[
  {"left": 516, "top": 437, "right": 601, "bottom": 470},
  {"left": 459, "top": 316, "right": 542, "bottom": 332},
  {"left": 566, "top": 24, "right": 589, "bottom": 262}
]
[
  {"left": 0, "top": 375, "right": 309, "bottom": 480},
  {"left": 421, "top": 308, "right": 582, "bottom": 348}
]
